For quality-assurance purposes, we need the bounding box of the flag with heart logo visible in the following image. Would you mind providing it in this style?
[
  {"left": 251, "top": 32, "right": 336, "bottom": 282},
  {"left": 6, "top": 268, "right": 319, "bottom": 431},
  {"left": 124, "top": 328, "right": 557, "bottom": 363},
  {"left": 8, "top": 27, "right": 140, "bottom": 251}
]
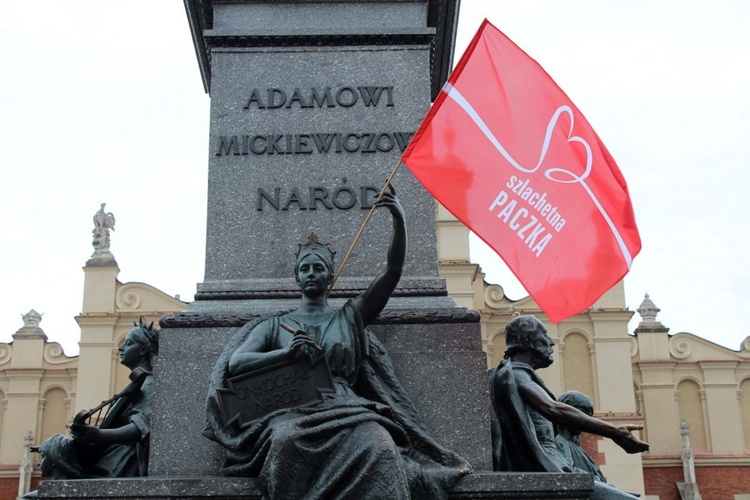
[{"left": 401, "top": 19, "right": 641, "bottom": 323}]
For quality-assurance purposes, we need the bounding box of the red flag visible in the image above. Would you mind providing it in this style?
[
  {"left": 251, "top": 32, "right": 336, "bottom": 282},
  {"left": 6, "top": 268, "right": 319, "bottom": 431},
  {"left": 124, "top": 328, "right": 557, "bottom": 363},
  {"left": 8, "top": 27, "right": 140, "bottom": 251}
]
[{"left": 401, "top": 19, "right": 640, "bottom": 323}]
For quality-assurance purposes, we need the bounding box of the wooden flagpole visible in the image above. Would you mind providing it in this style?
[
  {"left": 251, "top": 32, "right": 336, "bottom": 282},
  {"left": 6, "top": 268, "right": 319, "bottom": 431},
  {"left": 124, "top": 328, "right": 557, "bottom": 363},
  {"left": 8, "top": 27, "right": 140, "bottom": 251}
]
[{"left": 327, "top": 161, "right": 403, "bottom": 297}]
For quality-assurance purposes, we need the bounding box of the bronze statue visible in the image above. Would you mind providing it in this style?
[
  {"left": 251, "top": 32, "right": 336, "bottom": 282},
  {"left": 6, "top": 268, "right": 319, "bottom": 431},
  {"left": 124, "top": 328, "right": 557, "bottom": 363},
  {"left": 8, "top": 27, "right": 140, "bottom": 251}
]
[
  {"left": 555, "top": 391, "right": 608, "bottom": 482},
  {"left": 35, "top": 320, "right": 157, "bottom": 479},
  {"left": 205, "top": 190, "right": 470, "bottom": 499},
  {"left": 489, "top": 315, "right": 646, "bottom": 499}
]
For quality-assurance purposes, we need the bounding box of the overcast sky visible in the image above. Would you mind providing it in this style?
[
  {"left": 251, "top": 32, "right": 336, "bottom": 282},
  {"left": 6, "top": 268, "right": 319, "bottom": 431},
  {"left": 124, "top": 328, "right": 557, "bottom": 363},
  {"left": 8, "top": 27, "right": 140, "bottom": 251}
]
[{"left": 1, "top": 1, "right": 748, "bottom": 355}]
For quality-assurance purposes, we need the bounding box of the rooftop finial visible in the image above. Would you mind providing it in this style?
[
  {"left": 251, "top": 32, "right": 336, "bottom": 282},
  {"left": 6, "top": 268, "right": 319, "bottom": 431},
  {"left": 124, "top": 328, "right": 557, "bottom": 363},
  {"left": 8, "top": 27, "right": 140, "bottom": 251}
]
[
  {"left": 634, "top": 293, "right": 669, "bottom": 334},
  {"left": 638, "top": 293, "right": 665, "bottom": 326},
  {"left": 22, "top": 310, "right": 43, "bottom": 328},
  {"left": 13, "top": 310, "right": 47, "bottom": 340}
]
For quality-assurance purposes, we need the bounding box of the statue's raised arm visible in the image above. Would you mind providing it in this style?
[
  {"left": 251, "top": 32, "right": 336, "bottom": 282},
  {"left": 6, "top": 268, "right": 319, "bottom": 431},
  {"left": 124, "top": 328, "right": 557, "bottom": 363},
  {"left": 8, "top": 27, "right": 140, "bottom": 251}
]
[{"left": 352, "top": 188, "right": 406, "bottom": 326}]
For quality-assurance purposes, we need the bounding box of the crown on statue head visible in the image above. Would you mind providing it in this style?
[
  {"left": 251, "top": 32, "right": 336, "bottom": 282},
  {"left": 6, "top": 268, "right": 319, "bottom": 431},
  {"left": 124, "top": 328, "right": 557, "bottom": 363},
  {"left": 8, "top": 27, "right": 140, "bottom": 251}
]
[
  {"left": 295, "top": 232, "right": 336, "bottom": 268},
  {"left": 133, "top": 316, "right": 159, "bottom": 351}
]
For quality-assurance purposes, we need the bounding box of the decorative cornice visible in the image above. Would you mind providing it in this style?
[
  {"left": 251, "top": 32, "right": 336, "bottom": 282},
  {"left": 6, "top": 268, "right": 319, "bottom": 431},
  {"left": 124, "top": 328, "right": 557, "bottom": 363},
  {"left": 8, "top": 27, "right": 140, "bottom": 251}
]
[
  {"left": 202, "top": 32, "right": 436, "bottom": 97},
  {"left": 160, "top": 306, "right": 480, "bottom": 329},
  {"left": 206, "top": 32, "right": 433, "bottom": 49},
  {"left": 194, "top": 287, "right": 447, "bottom": 301},
  {"left": 595, "top": 413, "right": 644, "bottom": 422},
  {"left": 184, "top": 0, "right": 458, "bottom": 99},
  {"left": 642, "top": 454, "right": 750, "bottom": 467},
  {"left": 160, "top": 311, "right": 263, "bottom": 329},
  {"left": 635, "top": 360, "right": 679, "bottom": 366},
  {"left": 74, "top": 315, "right": 119, "bottom": 327},
  {"left": 374, "top": 307, "right": 480, "bottom": 324}
]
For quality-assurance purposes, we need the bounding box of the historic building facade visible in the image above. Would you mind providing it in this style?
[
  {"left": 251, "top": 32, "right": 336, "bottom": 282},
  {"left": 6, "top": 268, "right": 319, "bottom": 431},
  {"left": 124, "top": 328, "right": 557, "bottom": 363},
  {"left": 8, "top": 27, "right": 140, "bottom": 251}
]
[
  {"left": 1, "top": 207, "right": 748, "bottom": 499},
  {"left": 0, "top": 240, "right": 186, "bottom": 497},
  {"left": 437, "top": 206, "right": 750, "bottom": 499},
  {"left": 0, "top": 311, "right": 77, "bottom": 498},
  {"left": 632, "top": 296, "right": 750, "bottom": 499}
]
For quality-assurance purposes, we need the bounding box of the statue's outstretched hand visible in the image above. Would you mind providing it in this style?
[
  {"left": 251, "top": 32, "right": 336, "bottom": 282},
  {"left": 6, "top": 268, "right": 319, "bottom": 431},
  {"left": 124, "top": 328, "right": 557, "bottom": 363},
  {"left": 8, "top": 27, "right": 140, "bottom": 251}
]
[{"left": 612, "top": 425, "right": 649, "bottom": 454}]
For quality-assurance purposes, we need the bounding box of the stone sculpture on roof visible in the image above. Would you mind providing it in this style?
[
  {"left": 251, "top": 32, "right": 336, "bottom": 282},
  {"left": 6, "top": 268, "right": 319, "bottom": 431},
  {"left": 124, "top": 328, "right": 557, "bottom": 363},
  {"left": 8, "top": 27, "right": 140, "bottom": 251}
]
[{"left": 88, "top": 203, "right": 117, "bottom": 266}]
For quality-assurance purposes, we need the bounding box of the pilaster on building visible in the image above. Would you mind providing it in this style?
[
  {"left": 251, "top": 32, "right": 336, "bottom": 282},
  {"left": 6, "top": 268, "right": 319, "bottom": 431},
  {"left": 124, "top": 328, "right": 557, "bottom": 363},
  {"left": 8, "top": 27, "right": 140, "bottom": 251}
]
[
  {"left": 76, "top": 261, "right": 120, "bottom": 412},
  {"left": 76, "top": 216, "right": 123, "bottom": 410}
]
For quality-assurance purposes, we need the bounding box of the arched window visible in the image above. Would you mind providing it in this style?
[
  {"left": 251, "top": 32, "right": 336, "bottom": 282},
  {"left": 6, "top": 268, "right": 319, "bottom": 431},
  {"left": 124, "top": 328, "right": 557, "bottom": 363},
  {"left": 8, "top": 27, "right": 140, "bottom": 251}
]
[
  {"left": 677, "top": 379, "right": 707, "bottom": 451},
  {"left": 562, "top": 332, "right": 595, "bottom": 400},
  {"left": 40, "top": 388, "right": 69, "bottom": 443}
]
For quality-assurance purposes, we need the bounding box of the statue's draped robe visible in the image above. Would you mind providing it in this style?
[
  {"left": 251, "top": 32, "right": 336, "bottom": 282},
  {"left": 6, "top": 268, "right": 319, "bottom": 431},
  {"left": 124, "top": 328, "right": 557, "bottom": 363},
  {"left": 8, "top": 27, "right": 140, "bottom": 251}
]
[
  {"left": 556, "top": 433, "right": 607, "bottom": 482},
  {"left": 489, "top": 360, "right": 638, "bottom": 500},
  {"left": 39, "top": 375, "right": 152, "bottom": 479},
  {"left": 489, "top": 360, "right": 564, "bottom": 473},
  {"left": 205, "top": 301, "right": 469, "bottom": 499}
]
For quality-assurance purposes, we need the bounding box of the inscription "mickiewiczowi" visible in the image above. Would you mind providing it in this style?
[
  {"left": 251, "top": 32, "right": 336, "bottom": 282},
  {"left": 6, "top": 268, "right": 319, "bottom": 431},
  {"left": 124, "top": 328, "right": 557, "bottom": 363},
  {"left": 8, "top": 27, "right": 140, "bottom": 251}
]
[{"left": 216, "top": 132, "right": 414, "bottom": 156}]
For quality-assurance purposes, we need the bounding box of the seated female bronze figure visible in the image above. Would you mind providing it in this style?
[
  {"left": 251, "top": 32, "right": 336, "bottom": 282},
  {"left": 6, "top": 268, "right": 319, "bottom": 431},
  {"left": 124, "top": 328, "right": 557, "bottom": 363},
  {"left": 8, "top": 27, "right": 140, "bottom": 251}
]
[
  {"left": 205, "top": 190, "right": 469, "bottom": 499},
  {"left": 37, "top": 320, "right": 158, "bottom": 479}
]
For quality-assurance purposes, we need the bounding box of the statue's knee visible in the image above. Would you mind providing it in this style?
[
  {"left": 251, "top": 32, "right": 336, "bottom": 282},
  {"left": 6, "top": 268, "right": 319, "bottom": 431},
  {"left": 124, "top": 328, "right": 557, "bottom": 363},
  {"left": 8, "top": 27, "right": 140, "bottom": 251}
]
[{"left": 358, "top": 422, "right": 399, "bottom": 456}]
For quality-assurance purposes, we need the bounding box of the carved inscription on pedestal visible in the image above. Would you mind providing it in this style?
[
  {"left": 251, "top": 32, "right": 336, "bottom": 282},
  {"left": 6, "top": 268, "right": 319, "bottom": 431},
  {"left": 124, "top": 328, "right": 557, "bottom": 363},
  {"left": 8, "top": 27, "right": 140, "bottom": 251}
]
[{"left": 215, "top": 356, "right": 335, "bottom": 429}]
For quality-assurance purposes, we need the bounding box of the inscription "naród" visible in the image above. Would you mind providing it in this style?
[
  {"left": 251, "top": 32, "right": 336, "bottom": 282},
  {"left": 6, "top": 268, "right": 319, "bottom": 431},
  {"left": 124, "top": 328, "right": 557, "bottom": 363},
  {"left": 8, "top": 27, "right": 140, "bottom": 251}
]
[{"left": 257, "top": 186, "right": 379, "bottom": 211}]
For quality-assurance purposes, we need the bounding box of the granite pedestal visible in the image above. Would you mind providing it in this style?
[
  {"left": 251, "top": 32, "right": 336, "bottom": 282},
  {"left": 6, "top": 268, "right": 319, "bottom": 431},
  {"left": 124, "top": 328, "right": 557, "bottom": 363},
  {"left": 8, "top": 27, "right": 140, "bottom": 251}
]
[
  {"left": 149, "top": 309, "right": 491, "bottom": 476},
  {"left": 36, "top": 473, "right": 594, "bottom": 499}
]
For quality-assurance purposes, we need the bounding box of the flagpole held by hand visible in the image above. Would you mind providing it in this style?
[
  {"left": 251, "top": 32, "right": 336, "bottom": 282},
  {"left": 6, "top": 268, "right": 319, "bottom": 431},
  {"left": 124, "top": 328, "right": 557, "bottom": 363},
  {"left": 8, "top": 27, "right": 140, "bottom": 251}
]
[{"left": 327, "top": 161, "right": 403, "bottom": 296}]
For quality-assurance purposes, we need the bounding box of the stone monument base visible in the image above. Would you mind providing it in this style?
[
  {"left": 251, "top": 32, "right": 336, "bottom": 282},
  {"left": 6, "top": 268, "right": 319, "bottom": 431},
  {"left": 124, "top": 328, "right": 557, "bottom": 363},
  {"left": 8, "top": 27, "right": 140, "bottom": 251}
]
[
  {"left": 34, "top": 473, "right": 595, "bottom": 499},
  {"left": 149, "top": 306, "right": 493, "bottom": 475}
]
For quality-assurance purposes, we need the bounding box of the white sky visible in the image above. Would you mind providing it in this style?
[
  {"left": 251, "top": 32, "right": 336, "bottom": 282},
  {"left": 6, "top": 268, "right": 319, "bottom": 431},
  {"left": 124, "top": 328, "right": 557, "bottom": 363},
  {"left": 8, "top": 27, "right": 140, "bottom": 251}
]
[{"left": 1, "top": 1, "right": 749, "bottom": 355}]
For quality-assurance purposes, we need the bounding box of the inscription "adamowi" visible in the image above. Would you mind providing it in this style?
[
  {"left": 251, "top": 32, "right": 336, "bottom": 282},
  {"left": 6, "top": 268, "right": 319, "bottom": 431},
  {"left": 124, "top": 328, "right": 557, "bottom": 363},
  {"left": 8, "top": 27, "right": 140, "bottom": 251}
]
[{"left": 243, "top": 86, "right": 394, "bottom": 109}]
